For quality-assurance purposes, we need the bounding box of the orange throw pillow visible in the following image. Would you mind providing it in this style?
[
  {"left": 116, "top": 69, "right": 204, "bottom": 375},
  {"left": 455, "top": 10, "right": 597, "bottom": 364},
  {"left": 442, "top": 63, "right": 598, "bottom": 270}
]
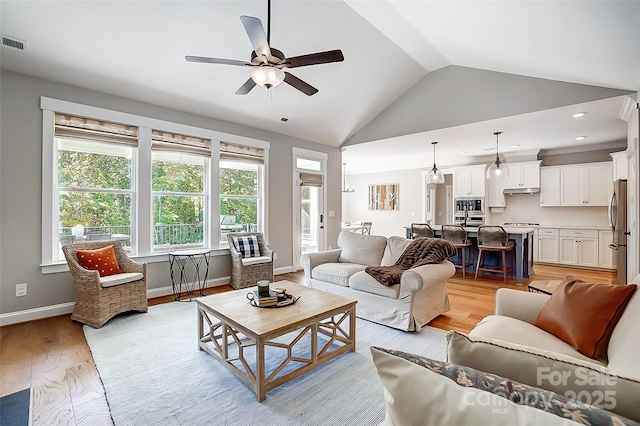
[
  {"left": 76, "top": 245, "right": 122, "bottom": 277},
  {"left": 534, "top": 275, "right": 637, "bottom": 360}
]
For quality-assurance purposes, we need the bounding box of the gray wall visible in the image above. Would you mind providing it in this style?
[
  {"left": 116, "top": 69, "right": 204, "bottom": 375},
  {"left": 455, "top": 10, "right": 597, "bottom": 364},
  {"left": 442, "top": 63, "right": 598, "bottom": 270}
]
[{"left": 0, "top": 70, "right": 342, "bottom": 315}]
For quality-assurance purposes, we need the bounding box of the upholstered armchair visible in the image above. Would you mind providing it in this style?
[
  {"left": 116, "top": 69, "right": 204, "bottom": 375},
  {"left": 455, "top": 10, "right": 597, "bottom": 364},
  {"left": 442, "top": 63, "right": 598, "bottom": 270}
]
[
  {"left": 227, "top": 232, "right": 274, "bottom": 289},
  {"left": 62, "top": 240, "right": 148, "bottom": 328}
]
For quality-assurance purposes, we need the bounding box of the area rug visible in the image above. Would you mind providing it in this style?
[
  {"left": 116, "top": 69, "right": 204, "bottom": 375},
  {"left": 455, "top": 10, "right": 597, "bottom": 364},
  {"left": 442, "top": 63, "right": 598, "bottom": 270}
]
[
  {"left": 0, "top": 388, "right": 31, "bottom": 426},
  {"left": 84, "top": 301, "right": 448, "bottom": 425}
]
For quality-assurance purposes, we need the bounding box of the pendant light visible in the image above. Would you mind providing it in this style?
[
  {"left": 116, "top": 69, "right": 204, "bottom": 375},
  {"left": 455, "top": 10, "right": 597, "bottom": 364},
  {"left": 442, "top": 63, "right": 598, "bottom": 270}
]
[
  {"left": 487, "top": 131, "right": 510, "bottom": 179},
  {"left": 342, "top": 163, "right": 354, "bottom": 193},
  {"left": 426, "top": 141, "right": 445, "bottom": 184}
]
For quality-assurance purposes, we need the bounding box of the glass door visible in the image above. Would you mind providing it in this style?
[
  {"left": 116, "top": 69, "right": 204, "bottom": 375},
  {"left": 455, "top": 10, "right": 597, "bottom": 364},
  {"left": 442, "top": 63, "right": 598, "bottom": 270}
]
[{"left": 301, "top": 184, "right": 323, "bottom": 256}]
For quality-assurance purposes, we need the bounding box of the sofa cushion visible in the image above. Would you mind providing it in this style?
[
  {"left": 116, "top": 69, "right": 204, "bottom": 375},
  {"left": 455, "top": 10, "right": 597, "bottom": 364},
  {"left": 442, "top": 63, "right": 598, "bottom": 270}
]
[
  {"left": 311, "top": 263, "right": 366, "bottom": 287},
  {"left": 470, "top": 315, "right": 603, "bottom": 365},
  {"left": 242, "top": 255, "right": 271, "bottom": 265},
  {"left": 447, "top": 330, "right": 640, "bottom": 422},
  {"left": 337, "top": 231, "right": 387, "bottom": 266},
  {"left": 607, "top": 286, "right": 640, "bottom": 379},
  {"left": 348, "top": 271, "right": 399, "bottom": 299},
  {"left": 534, "top": 277, "right": 637, "bottom": 360},
  {"left": 380, "top": 236, "right": 413, "bottom": 266},
  {"left": 371, "top": 346, "right": 636, "bottom": 426}
]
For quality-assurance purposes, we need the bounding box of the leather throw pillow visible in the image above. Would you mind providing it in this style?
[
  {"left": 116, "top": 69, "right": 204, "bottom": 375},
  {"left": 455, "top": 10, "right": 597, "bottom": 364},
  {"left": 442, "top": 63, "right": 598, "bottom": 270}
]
[{"left": 534, "top": 275, "right": 637, "bottom": 361}]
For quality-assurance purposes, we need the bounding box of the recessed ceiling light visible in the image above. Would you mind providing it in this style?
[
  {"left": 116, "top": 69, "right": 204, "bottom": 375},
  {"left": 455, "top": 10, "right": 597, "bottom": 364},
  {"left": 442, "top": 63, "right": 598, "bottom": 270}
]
[
  {"left": 576, "top": 136, "right": 586, "bottom": 140},
  {"left": 482, "top": 147, "right": 495, "bottom": 151},
  {"left": 572, "top": 112, "right": 586, "bottom": 118},
  {"left": 511, "top": 145, "right": 520, "bottom": 148},
  {"left": 459, "top": 151, "right": 467, "bottom": 155}
]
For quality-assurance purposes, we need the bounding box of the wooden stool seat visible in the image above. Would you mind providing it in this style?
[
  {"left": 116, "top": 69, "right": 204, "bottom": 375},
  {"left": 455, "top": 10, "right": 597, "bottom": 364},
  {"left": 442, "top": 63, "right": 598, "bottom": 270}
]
[{"left": 475, "top": 225, "right": 514, "bottom": 283}]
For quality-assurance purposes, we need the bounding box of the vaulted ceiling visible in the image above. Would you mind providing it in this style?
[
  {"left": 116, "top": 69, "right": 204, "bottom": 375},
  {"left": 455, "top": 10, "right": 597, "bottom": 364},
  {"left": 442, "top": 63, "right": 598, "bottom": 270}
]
[{"left": 2, "top": 1, "right": 638, "bottom": 173}]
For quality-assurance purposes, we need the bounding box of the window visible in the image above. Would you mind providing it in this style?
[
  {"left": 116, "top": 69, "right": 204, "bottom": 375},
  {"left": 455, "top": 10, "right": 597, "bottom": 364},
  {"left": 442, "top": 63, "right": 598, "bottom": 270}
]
[
  {"left": 151, "top": 130, "right": 210, "bottom": 251},
  {"left": 42, "top": 98, "right": 270, "bottom": 269},
  {"left": 54, "top": 114, "right": 137, "bottom": 261},
  {"left": 219, "top": 142, "right": 265, "bottom": 245}
]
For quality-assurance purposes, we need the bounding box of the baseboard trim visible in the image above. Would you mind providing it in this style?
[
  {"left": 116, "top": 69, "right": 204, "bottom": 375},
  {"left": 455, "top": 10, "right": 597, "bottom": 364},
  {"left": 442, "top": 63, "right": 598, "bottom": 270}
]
[{"left": 0, "top": 276, "right": 231, "bottom": 326}]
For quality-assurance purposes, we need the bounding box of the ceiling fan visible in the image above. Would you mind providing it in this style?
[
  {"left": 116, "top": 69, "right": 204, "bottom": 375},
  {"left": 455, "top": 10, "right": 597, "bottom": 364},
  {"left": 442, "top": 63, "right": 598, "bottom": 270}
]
[{"left": 185, "top": 0, "right": 344, "bottom": 96}]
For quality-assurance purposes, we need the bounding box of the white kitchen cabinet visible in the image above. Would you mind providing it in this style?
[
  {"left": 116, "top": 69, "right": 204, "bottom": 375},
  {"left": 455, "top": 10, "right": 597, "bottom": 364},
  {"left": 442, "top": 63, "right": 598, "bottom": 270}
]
[
  {"left": 504, "top": 161, "right": 541, "bottom": 190},
  {"left": 537, "top": 228, "right": 559, "bottom": 263},
  {"left": 598, "top": 229, "right": 616, "bottom": 269},
  {"left": 560, "top": 163, "right": 612, "bottom": 206},
  {"left": 559, "top": 229, "right": 598, "bottom": 268},
  {"left": 533, "top": 228, "right": 539, "bottom": 262},
  {"left": 453, "top": 165, "right": 486, "bottom": 198},
  {"left": 610, "top": 151, "right": 628, "bottom": 181},
  {"left": 487, "top": 174, "right": 505, "bottom": 207},
  {"left": 539, "top": 167, "right": 561, "bottom": 206}
]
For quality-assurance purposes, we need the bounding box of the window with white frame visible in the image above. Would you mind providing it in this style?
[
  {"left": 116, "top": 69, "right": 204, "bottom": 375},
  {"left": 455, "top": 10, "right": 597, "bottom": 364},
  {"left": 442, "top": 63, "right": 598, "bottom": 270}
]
[
  {"left": 151, "top": 130, "right": 209, "bottom": 251},
  {"left": 219, "top": 142, "right": 265, "bottom": 245},
  {"left": 54, "top": 114, "right": 136, "bottom": 261},
  {"left": 42, "top": 98, "right": 270, "bottom": 268}
]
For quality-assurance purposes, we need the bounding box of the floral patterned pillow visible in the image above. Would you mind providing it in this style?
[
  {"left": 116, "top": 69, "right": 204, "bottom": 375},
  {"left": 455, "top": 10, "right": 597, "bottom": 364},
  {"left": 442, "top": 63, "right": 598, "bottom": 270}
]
[{"left": 372, "top": 347, "right": 639, "bottom": 426}]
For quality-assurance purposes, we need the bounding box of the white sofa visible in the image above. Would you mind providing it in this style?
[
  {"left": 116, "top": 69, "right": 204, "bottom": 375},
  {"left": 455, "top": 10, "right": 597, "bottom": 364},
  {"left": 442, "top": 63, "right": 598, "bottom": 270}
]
[
  {"left": 300, "top": 231, "right": 455, "bottom": 331},
  {"left": 447, "top": 274, "right": 640, "bottom": 422}
]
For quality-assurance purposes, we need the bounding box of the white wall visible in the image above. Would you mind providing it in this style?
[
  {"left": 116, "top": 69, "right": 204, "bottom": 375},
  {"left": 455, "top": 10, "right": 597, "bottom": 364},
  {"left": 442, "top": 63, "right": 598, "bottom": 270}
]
[{"left": 343, "top": 168, "right": 424, "bottom": 238}]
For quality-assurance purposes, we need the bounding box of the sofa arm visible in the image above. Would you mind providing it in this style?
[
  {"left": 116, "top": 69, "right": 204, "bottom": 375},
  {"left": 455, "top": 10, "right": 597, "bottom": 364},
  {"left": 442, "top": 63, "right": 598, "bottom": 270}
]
[
  {"left": 300, "top": 249, "right": 342, "bottom": 278},
  {"left": 495, "top": 288, "right": 550, "bottom": 324},
  {"left": 400, "top": 261, "right": 455, "bottom": 298}
]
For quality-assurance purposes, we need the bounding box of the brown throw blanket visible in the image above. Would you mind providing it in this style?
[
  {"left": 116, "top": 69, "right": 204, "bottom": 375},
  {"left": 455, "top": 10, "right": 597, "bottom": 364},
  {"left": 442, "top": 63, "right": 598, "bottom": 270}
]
[{"left": 365, "top": 238, "right": 457, "bottom": 286}]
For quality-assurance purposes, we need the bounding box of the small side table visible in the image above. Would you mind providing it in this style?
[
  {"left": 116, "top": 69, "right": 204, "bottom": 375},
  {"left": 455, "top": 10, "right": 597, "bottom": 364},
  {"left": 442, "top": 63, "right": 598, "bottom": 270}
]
[
  {"left": 527, "top": 279, "right": 561, "bottom": 295},
  {"left": 168, "top": 249, "right": 210, "bottom": 301}
]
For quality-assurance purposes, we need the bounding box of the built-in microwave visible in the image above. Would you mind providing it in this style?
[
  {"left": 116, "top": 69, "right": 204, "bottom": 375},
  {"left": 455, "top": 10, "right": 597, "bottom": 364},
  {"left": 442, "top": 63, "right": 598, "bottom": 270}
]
[{"left": 454, "top": 197, "right": 484, "bottom": 214}]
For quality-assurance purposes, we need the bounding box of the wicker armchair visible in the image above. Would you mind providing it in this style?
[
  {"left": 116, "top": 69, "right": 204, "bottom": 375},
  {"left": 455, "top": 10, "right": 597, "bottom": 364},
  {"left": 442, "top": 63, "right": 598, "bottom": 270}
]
[
  {"left": 227, "top": 232, "right": 274, "bottom": 290},
  {"left": 62, "top": 240, "right": 148, "bottom": 328}
]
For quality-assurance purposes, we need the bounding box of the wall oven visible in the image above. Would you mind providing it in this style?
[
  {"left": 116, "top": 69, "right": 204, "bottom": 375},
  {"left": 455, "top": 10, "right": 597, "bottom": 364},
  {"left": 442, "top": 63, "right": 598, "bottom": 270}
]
[{"left": 454, "top": 197, "right": 485, "bottom": 227}]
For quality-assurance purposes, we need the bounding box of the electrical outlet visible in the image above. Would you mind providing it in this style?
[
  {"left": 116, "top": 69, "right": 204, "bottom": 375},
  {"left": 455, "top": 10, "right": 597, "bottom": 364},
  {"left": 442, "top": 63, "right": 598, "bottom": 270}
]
[
  {"left": 273, "top": 252, "right": 278, "bottom": 260},
  {"left": 16, "top": 283, "right": 27, "bottom": 297}
]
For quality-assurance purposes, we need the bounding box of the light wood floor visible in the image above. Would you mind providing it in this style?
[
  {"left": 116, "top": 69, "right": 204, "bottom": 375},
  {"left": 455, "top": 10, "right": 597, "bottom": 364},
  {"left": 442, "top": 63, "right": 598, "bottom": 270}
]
[{"left": 0, "top": 264, "right": 615, "bottom": 425}]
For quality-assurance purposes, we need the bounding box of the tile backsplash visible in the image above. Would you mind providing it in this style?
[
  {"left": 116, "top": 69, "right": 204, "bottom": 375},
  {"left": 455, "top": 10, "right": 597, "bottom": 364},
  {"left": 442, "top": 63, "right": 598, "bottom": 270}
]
[{"left": 487, "top": 193, "right": 609, "bottom": 227}]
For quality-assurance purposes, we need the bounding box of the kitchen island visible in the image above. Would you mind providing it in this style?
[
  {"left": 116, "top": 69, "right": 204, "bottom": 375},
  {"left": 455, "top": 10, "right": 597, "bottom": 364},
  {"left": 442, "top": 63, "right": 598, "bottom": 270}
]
[{"left": 404, "top": 225, "right": 535, "bottom": 284}]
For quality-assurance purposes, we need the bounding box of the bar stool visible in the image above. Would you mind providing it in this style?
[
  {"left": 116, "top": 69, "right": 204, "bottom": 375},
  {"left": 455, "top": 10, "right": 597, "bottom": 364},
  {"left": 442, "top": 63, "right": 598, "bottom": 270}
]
[
  {"left": 442, "top": 224, "right": 474, "bottom": 278},
  {"left": 411, "top": 223, "right": 434, "bottom": 238},
  {"left": 475, "top": 225, "right": 514, "bottom": 283}
]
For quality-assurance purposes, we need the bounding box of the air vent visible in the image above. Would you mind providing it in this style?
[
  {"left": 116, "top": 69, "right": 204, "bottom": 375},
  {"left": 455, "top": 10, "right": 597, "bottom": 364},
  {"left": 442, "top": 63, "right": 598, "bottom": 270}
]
[{"left": 1, "top": 34, "right": 28, "bottom": 52}]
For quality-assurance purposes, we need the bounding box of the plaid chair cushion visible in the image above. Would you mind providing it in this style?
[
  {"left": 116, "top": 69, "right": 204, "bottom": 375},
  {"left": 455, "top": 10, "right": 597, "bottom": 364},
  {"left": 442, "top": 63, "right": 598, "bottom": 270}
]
[{"left": 233, "top": 235, "right": 261, "bottom": 258}]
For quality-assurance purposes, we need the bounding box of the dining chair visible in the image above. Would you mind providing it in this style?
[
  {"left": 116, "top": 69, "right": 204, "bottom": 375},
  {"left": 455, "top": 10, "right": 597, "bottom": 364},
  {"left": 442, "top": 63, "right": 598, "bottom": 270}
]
[
  {"left": 361, "top": 222, "right": 372, "bottom": 235},
  {"left": 411, "top": 223, "right": 434, "bottom": 239},
  {"left": 475, "top": 225, "right": 514, "bottom": 282},
  {"left": 441, "top": 224, "right": 474, "bottom": 278}
]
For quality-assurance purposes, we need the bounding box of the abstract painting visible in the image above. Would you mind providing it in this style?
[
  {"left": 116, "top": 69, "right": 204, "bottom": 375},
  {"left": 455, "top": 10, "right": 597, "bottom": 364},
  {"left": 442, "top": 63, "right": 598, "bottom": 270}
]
[{"left": 369, "top": 184, "right": 398, "bottom": 210}]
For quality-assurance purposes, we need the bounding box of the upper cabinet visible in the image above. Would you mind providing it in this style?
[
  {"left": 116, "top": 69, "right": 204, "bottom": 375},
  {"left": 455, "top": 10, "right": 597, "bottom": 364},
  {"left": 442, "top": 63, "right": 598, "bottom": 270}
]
[
  {"left": 560, "top": 163, "right": 612, "bottom": 206},
  {"left": 487, "top": 176, "right": 505, "bottom": 207},
  {"left": 504, "top": 161, "right": 541, "bottom": 190},
  {"left": 539, "top": 167, "right": 561, "bottom": 206},
  {"left": 610, "top": 151, "right": 628, "bottom": 181},
  {"left": 453, "top": 165, "right": 486, "bottom": 198},
  {"left": 541, "top": 162, "right": 612, "bottom": 207}
]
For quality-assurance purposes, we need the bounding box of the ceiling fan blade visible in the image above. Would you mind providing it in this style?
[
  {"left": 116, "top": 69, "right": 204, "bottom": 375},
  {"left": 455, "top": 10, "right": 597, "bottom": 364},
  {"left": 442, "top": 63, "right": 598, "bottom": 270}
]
[
  {"left": 280, "top": 50, "right": 344, "bottom": 68},
  {"left": 284, "top": 72, "right": 318, "bottom": 96},
  {"left": 235, "top": 78, "right": 257, "bottom": 95},
  {"left": 185, "top": 56, "right": 252, "bottom": 67},
  {"left": 240, "top": 16, "right": 271, "bottom": 60}
]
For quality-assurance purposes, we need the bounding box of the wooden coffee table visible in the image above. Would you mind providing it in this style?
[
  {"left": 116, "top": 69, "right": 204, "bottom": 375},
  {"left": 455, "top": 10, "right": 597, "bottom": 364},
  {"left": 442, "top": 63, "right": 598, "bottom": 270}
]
[{"left": 196, "top": 280, "right": 357, "bottom": 402}]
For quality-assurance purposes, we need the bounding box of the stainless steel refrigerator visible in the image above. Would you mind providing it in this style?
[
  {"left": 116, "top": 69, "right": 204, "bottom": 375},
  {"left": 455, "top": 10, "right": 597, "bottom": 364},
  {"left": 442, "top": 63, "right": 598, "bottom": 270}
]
[{"left": 609, "top": 179, "right": 628, "bottom": 285}]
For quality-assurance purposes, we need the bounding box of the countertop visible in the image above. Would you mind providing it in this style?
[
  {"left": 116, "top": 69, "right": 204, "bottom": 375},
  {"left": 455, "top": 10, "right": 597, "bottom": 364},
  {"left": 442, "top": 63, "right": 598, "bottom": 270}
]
[
  {"left": 536, "top": 224, "right": 610, "bottom": 231},
  {"left": 430, "top": 224, "right": 536, "bottom": 235}
]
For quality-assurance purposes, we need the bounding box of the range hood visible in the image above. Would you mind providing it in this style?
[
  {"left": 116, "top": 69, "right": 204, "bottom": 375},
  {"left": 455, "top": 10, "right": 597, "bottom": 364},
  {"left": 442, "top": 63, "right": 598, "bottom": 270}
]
[{"left": 503, "top": 187, "right": 540, "bottom": 195}]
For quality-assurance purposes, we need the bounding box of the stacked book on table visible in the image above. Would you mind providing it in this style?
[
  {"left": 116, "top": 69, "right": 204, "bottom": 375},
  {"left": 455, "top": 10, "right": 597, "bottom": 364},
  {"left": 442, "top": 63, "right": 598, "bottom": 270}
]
[{"left": 251, "top": 289, "right": 296, "bottom": 307}]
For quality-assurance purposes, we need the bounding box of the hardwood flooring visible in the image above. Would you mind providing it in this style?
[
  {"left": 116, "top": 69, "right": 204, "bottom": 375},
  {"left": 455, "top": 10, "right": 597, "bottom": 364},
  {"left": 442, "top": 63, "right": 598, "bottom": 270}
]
[{"left": 0, "top": 265, "right": 615, "bottom": 425}]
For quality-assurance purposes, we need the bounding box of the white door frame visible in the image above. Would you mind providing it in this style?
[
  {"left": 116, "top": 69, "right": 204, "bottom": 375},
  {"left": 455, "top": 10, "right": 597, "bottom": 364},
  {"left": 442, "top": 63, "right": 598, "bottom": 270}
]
[{"left": 292, "top": 148, "right": 328, "bottom": 270}]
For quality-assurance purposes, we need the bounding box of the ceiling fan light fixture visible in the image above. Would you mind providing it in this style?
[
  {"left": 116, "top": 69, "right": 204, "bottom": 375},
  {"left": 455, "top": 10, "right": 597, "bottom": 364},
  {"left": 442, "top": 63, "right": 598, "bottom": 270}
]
[
  {"left": 426, "top": 141, "right": 445, "bottom": 184},
  {"left": 251, "top": 66, "right": 285, "bottom": 88},
  {"left": 487, "top": 131, "right": 510, "bottom": 179}
]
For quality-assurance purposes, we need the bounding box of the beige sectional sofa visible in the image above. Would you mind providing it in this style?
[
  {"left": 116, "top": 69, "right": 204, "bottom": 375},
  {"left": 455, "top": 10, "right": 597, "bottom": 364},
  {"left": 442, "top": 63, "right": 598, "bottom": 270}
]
[
  {"left": 447, "top": 274, "right": 640, "bottom": 422},
  {"left": 300, "top": 231, "right": 455, "bottom": 331}
]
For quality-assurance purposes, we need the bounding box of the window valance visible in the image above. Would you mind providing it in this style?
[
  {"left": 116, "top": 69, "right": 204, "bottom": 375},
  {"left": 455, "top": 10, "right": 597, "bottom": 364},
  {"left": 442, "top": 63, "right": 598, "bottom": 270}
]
[
  {"left": 220, "top": 142, "right": 264, "bottom": 164},
  {"left": 300, "top": 172, "right": 323, "bottom": 187},
  {"left": 54, "top": 113, "right": 138, "bottom": 146},
  {"left": 151, "top": 130, "right": 211, "bottom": 157}
]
